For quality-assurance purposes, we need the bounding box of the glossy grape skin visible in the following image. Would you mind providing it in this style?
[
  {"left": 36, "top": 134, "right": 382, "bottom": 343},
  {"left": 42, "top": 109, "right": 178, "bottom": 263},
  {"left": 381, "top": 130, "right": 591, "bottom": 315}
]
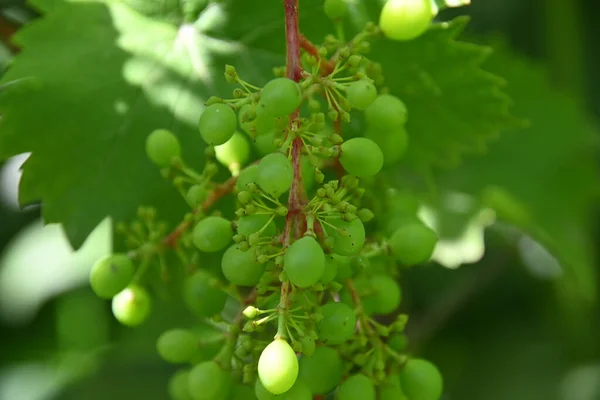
[
  {"left": 284, "top": 236, "right": 326, "bottom": 288},
  {"left": 258, "top": 78, "right": 302, "bottom": 117},
  {"left": 339, "top": 138, "right": 384, "bottom": 177},
  {"left": 221, "top": 245, "right": 265, "bottom": 286},
  {"left": 346, "top": 80, "right": 377, "bottom": 110},
  {"left": 389, "top": 221, "right": 438, "bottom": 265},
  {"left": 192, "top": 216, "right": 233, "bottom": 253},
  {"left": 188, "top": 360, "right": 231, "bottom": 400},
  {"left": 298, "top": 346, "right": 344, "bottom": 395},
  {"left": 364, "top": 94, "right": 408, "bottom": 129},
  {"left": 89, "top": 254, "right": 135, "bottom": 299},
  {"left": 399, "top": 358, "right": 443, "bottom": 400},
  {"left": 236, "top": 214, "right": 277, "bottom": 238},
  {"left": 324, "top": 0, "right": 347, "bottom": 19},
  {"left": 380, "top": 0, "right": 433, "bottom": 41},
  {"left": 168, "top": 369, "right": 193, "bottom": 400},
  {"left": 111, "top": 285, "right": 152, "bottom": 327},
  {"left": 326, "top": 217, "right": 366, "bottom": 256},
  {"left": 183, "top": 270, "right": 228, "bottom": 317},
  {"left": 258, "top": 339, "right": 299, "bottom": 395},
  {"left": 365, "top": 126, "right": 409, "bottom": 166},
  {"left": 214, "top": 131, "right": 250, "bottom": 170},
  {"left": 198, "top": 103, "right": 237, "bottom": 145},
  {"left": 236, "top": 164, "right": 259, "bottom": 191},
  {"left": 317, "top": 302, "right": 356, "bottom": 345},
  {"left": 257, "top": 152, "right": 294, "bottom": 198},
  {"left": 145, "top": 129, "right": 181, "bottom": 167},
  {"left": 337, "top": 374, "right": 376, "bottom": 400},
  {"left": 157, "top": 329, "right": 198, "bottom": 363}
]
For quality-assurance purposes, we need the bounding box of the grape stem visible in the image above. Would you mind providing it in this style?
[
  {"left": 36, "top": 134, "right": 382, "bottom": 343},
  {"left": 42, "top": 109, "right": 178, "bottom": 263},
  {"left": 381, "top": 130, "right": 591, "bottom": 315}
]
[{"left": 299, "top": 34, "right": 335, "bottom": 75}]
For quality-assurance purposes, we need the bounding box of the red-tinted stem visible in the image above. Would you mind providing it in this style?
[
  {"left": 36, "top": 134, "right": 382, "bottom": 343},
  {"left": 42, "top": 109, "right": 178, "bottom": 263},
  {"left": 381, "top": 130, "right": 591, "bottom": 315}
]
[{"left": 284, "top": 0, "right": 302, "bottom": 81}]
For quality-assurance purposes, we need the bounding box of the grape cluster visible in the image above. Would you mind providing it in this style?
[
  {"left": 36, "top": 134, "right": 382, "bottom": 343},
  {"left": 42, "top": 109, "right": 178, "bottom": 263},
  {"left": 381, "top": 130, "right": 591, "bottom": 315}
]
[{"left": 89, "top": 1, "right": 445, "bottom": 399}]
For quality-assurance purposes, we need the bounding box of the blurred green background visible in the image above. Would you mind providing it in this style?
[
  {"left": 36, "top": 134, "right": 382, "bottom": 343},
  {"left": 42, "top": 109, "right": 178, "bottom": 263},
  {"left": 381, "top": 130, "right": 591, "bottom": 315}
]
[{"left": 1, "top": 1, "right": 599, "bottom": 399}]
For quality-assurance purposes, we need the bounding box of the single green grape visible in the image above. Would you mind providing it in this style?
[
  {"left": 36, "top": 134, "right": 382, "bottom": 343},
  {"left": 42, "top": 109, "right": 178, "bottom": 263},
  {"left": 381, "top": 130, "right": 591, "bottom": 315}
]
[
  {"left": 339, "top": 138, "right": 384, "bottom": 177},
  {"left": 299, "top": 336, "right": 315, "bottom": 357},
  {"left": 257, "top": 152, "right": 294, "bottom": 198},
  {"left": 380, "top": 0, "right": 434, "bottom": 41},
  {"left": 388, "top": 333, "right": 409, "bottom": 352},
  {"left": 284, "top": 236, "right": 326, "bottom": 288},
  {"left": 346, "top": 80, "right": 377, "bottom": 110},
  {"left": 324, "top": 0, "right": 348, "bottom": 19},
  {"left": 111, "top": 285, "right": 152, "bottom": 327},
  {"left": 192, "top": 216, "right": 233, "bottom": 253},
  {"left": 388, "top": 221, "right": 438, "bottom": 265},
  {"left": 236, "top": 164, "right": 259, "bottom": 191},
  {"left": 238, "top": 103, "right": 256, "bottom": 135},
  {"left": 320, "top": 254, "right": 339, "bottom": 284},
  {"left": 145, "top": 129, "right": 181, "bottom": 167},
  {"left": 188, "top": 360, "right": 231, "bottom": 400},
  {"left": 326, "top": 217, "right": 366, "bottom": 256},
  {"left": 258, "top": 339, "right": 299, "bottom": 395},
  {"left": 337, "top": 374, "right": 376, "bottom": 400},
  {"left": 157, "top": 329, "right": 198, "bottom": 364},
  {"left": 254, "top": 131, "right": 277, "bottom": 156},
  {"left": 215, "top": 131, "right": 250, "bottom": 172},
  {"left": 365, "top": 126, "right": 409, "bottom": 165},
  {"left": 168, "top": 370, "right": 193, "bottom": 400},
  {"left": 236, "top": 214, "right": 277, "bottom": 238},
  {"left": 221, "top": 245, "right": 265, "bottom": 286},
  {"left": 89, "top": 254, "right": 134, "bottom": 299},
  {"left": 258, "top": 78, "right": 302, "bottom": 117},
  {"left": 186, "top": 184, "right": 208, "bottom": 207},
  {"left": 317, "top": 302, "right": 356, "bottom": 345},
  {"left": 183, "top": 270, "right": 228, "bottom": 317},
  {"left": 360, "top": 275, "right": 402, "bottom": 315},
  {"left": 364, "top": 94, "right": 408, "bottom": 129},
  {"left": 198, "top": 103, "right": 237, "bottom": 145},
  {"left": 398, "top": 358, "right": 443, "bottom": 400},
  {"left": 298, "top": 346, "right": 344, "bottom": 395}
]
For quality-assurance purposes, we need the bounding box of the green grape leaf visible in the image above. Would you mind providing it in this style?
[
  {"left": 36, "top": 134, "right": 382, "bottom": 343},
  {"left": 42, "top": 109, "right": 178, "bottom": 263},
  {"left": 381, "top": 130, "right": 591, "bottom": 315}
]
[{"left": 0, "top": 0, "right": 518, "bottom": 248}]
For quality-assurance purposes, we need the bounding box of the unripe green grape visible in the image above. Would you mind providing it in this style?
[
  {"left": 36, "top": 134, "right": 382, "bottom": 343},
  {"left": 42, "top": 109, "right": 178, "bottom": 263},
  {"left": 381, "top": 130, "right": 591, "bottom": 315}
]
[
  {"left": 236, "top": 214, "right": 277, "bottom": 237},
  {"left": 258, "top": 339, "right": 299, "bottom": 395},
  {"left": 192, "top": 216, "right": 233, "bottom": 253},
  {"left": 257, "top": 152, "right": 294, "bottom": 198},
  {"left": 111, "top": 285, "right": 152, "bottom": 327},
  {"left": 300, "top": 336, "right": 315, "bottom": 357},
  {"left": 157, "top": 329, "right": 198, "bottom": 364},
  {"left": 365, "top": 126, "right": 409, "bottom": 165},
  {"left": 183, "top": 270, "right": 228, "bottom": 317},
  {"left": 145, "top": 129, "right": 181, "bottom": 167},
  {"left": 258, "top": 78, "right": 302, "bottom": 117},
  {"left": 186, "top": 184, "right": 208, "bottom": 207},
  {"left": 254, "top": 131, "right": 277, "bottom": 155},
  {"left": 346, "top": 80, "right": 377, "bottom": 110},
  {"left": 326, "top": 217, "right": 366, "bottom": 256},
  {"left": 324, "top": 0, "right": 347, "bottom": 19},
  {"left": 380, "top": 0, "right": 434, "bottom": 41},
  {"left": 298, "top": 346, "right": 344, "bottom": 395},
  {"left": 284, "top": 236, "right": 326, "bottom": 288},
  {"left": 221, "top": 245, "right": 265, "bottom": 286},
  {"left": 198, "top": 103, "right": 237, "bottom": 145},
  {"left": 320, "top": 254, "right": 338, "bottom": 284},
  {"left": 169, "top": 370, "right": 193, "bottom": 400},
  {"left": 215, "top": 132, "right": 250, "bottom": 172},
  {"left": 236, "top": 164, "right": 259, "bottom": 191},
  {"left": 364, "top": 94, "right": 408, "bottom": 129},
  {"left": 388, "top": 333, "right": 408, "bottom": 351},
  {"left": 399, "top": 358, "right": 443, "bottom": 400},
  {"left": 188, "top": 361, "right": 231, "bottom": 400},
  {"left": 389, "top": 221, "right": 438, "bottom": 265},
  {"left": 317, "top": 302, "right": 356, "bottom": 345},
  {"left": 89, "top": 254, "right": 134, "bottom": 299},
  {"left": 337, "top": 374, "right": 376, "bottom": 400},
  {"left": 360, "top": 275, "right": 402, "bottom": 315},
  {"left": 339, "top": 138, "right": 384, "bottom": 177}
]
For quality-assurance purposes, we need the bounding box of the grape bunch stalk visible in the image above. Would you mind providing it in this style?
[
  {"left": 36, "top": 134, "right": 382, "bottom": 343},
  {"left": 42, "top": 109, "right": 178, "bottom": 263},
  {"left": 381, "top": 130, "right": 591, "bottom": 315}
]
[{"left": 89, "top": 0, "right": 449, "bottom": 399}]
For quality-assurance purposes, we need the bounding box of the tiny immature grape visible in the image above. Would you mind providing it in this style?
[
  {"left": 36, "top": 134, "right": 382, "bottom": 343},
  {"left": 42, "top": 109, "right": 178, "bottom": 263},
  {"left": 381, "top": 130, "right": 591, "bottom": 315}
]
[
  {"left": 145, "top": 129, "right": 181, "bottom": 167},
  {"left": 346, "top": 80, "right": 377, "bottom": 111},
  {"left": 169, "top": 370, "right": 193, "bottom": 400},
  {"left": 364, "top": 94, "right": 408, "bottom": 129},
  {"left": 284, "top": 236, "right": 326, "bottom": 288},
  {"left": 157, "top": 329, "right": 198, "bottom": 364},
  {"left": 258, "top": 78, "right": 302, "bottom": 117},
  {"left": 192, "top": 216, "right": 233, "bottom": 253},
  {"left": 339, "top": 138, "right": 384, "bottom": 177},
  {"left": 236, "top": 164, "right": 259, "bottom": 191},
  {"left": 389, "top": 221, "right": 438, "bottom": 265},
  {"left": 188, "top": 360, "right": 231, "bottom": 400},
  {"left": 337, "top": 374, "right": 376, "bottom": 400},
  {"left": 221, "top": 245, "right": 265, "bottom": 286},
  {"left": 198, "top": 103, "right": 237, "bottom": 145},
  {"left": 258, "top": 339, "right": 299, "bottom": 394},
  {"left": 399, "top": 358, "right": 443, "bottom": 400},
  {"left": 324, "top": 0, "right": 348, "bottom": 19},
  {"left": 257, "top": 152, "right": 294, "bottom": 198},
  {"left": 89, "top": 254, "right": 134, "bottom": 299},
  {"left": 111, "top": 285, "right": 152, "bottom": 327},
  {"left": 379, "top": 0, "right": 434, "bottom": 41},
  {"left": 317, "top": 302, "right": 356, "bottom": 345}
]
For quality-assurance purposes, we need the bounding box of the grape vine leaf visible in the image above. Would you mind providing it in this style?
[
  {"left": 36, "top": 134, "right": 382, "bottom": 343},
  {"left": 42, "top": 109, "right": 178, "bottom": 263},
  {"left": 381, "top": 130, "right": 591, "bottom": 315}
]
[{"left": 0, "top": 0, "right": 519, "bottom": 248}]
